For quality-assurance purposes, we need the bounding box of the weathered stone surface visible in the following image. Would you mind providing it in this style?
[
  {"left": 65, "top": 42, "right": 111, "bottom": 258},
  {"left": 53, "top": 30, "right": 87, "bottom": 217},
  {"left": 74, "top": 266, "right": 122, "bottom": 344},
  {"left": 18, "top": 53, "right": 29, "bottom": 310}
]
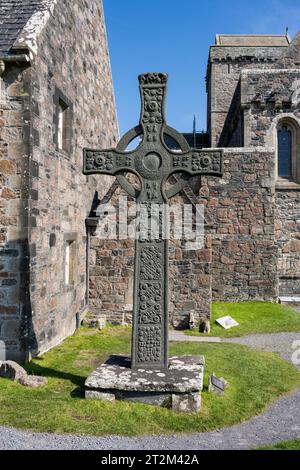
[
  {"left": 172, "top": 392, "right": 201, "bottom": 413},
  {"left": 0, "top": 360, "right": 27, "bottom": 381},
  {"left": 1, "top": 0, "right": 300, "bottom": 362},
  {"left": 205, "top": 33, "right": 300, "bottom": 302},
  {"left": 89, "top": 227, "right": 213, "bottom": 330},
  {"left": 207, "top": 40, "right": 289, "bottom": 147},
  {"left": 85, "top": 390, "right": 115, "bottom": 401},
  {"left": 85, "top": 355, "right": 204, "bottom": 412},
  {"left": 0, "top": 0, "right": 118, "bottom": 362},
  {"left": 18, "top": 375, "right": 48, "bottom": 388},
  {"left": 189, "top": 311, "right": 197, "bottom": 329},
  {"left": 199, "top": 319, "right": 211, "bottom": 334},
  {"left": 84, "top": 72, "right": 223, "bottom": 369},
  {"left": 204, "top": 149, "right": 278, "bottom": 302},
  {"left": 85, "top": 355, "right": 204, "bottom": 394},
  {"left": 276, "top": 191, "right": 300, "bottom": 297}
]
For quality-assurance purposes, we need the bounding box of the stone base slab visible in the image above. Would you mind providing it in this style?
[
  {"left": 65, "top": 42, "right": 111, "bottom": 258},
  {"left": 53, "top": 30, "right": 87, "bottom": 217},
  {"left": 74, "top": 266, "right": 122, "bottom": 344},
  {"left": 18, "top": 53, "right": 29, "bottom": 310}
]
[{"left": 85, "top": 355, "right": 204, "bottom": 413}]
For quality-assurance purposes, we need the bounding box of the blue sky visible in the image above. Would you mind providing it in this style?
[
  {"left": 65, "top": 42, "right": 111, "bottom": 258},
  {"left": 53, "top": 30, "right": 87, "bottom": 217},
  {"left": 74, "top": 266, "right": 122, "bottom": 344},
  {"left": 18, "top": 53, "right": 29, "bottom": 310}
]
[{"left": 103, "top": 0, "right": 300, "bottom": 136}]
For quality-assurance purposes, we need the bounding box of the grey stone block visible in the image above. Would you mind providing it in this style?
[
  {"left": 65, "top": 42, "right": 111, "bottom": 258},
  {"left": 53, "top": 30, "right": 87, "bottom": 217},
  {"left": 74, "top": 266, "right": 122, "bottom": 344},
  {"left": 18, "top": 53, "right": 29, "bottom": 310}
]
[
  {"left": 85, "top": 390, "right": 115, "bottom": 401},
  {"left": 0, "top": 360, "right": 27, "bottom": 381},
  {"left": 172, "top": 392, "right": 201, "bottom": 413},
  {"left": 18, "top": 375, "right": 48, "bottom": 388},
  {"left": 85, "top": 355, "right": 204, "bottom": 412},
  {"left": 85, "top": 355, "right": 204, "bottom": 393}
]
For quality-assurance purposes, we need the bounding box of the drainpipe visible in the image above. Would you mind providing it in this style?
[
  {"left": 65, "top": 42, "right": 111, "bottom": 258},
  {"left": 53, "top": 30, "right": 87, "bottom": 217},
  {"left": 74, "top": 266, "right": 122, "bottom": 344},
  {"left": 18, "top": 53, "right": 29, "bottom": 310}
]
[{"left": 86, "top": 223, "right": 90, "bottom": 307}]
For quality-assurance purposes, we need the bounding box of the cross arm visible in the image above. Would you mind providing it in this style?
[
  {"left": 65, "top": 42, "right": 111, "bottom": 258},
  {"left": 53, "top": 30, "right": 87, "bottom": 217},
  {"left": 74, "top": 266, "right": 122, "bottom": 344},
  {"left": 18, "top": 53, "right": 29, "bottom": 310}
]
[
  {"left": 83, "top": 148, "right": 135, "bottom": 176},
  {"left": 170, "top": 149, "right": 223, "bottom": 177}
]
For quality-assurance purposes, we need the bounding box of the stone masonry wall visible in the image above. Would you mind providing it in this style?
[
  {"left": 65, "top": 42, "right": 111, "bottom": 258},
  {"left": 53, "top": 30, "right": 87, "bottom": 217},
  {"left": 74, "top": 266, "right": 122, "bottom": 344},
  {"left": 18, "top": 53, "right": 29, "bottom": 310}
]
[
  {"left": 241, "top": 69, "right": 300, "bottom": 297},
  {"left": 275, "top": 191, "right": 300, "bottom": 296},
  {"left": 1, "top": 0, "right": 118, "bottom": 362},
  {"left": 0, "top": 63, "right": 31, "bottom": 362},
  {"left": 207, "top": 45, "right": 287, "bottom": 147},
  {"left": 89, "top": 185, "right": 212, "bottom": 329},
  {"left": 241, "top": 69, "right": 300, "bottom": 147},
  {"left": 27, "top": 0, "right": 118, "bottom": 358},
  {"left": 203, "top": 148, "right": 278, "bottom": 301}
]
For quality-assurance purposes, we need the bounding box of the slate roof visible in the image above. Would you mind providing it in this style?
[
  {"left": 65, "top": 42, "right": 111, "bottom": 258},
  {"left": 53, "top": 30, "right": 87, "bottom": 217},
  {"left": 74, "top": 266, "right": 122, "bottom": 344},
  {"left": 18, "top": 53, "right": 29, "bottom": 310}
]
[
  {"left": 215, "top": 34, "right": 290, "bottom": 47},
  {"left": 0, "top": 0, "right": 49, "bottom": 54}
]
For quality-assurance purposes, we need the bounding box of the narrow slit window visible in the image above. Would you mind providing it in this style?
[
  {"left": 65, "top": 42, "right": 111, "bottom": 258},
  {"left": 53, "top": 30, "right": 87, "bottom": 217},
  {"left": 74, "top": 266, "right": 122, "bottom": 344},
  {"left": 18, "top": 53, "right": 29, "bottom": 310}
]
[
  {"left": 278, "top": 125, "right": 292, "bottom": 178},
  {"left": 65, "top": 240, "right": 75, "bottom": 285},
  {"left": 57, "top": 99, "right": 68, "bottom": 151}
]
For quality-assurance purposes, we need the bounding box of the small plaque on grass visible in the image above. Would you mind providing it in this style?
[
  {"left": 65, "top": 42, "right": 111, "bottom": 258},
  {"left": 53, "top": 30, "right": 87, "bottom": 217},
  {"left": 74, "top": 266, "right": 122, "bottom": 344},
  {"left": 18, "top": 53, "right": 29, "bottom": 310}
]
[{"left": 215, "top": 315, "right": 239, "bottom": 329}]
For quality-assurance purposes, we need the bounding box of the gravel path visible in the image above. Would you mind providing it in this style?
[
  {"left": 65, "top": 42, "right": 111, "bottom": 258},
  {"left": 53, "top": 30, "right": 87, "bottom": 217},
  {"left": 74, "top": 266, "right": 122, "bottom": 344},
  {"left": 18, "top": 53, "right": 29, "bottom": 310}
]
[
  {"left": 224, "top": 332, "right": 300, "bottom": 370},
  {"left": 170, "top": 330, "right": 300, "bottom": 370},
  {"left": 0, "top": 389, "right": 299, "bottom": 450},
  {"left": 169, "top": 331, "right": 221, "bottom": 343},
  {"left": 0, "top": 331, "right": 299, "bottom": 450}
]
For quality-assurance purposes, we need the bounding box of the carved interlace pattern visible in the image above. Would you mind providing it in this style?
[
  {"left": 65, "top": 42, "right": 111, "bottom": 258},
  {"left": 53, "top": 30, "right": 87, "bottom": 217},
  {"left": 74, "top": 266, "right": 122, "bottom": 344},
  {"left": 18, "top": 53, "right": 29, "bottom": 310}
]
[
  {"left": 173, "top": 155, "right": 189, "bottom": 168},
  {"left": 85, "top": 151, "right": 114, "bottom": 172},
  {"left": 142, "top": 88, "right": 164, "bottom": 141},
  {"left": 139, "top": 73, "right": 168, "bottom": 85},
  {"left": 138, "top": 203, "right": 164, "bottom": 242},
  {"left": 172, "top": 152, "right": 222, "bottom": 174},
  {"left": 138, "top": 282, "right": 162, "bottom": 324},
  {"left": 140, "top": 246, "right": 163, "bottom": 280},
  {"left": 137, "top": 325, "right": 161, "bottom": 363},
  {"left": 146, "top": 182, "right": 159, "bottom": 201},
  {"left": 116, "top": 155, "right": 133, "bottom": 168},
  {"left": 191, "top": 152, "right": 222, "bottom": 173}
]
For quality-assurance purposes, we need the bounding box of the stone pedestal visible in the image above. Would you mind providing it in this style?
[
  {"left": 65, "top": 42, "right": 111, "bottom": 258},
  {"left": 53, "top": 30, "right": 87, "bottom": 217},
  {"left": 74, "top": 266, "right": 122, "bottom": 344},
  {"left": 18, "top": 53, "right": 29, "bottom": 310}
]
[{"left": 85, "top": 355, "right": 204, "bottom": 413}]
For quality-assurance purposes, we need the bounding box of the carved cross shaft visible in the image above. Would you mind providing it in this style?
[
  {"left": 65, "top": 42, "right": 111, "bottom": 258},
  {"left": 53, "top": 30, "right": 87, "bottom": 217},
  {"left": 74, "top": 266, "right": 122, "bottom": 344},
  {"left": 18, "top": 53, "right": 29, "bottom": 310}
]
[{"left": 83, "top": 73, "right": 223, "bottom": 369}]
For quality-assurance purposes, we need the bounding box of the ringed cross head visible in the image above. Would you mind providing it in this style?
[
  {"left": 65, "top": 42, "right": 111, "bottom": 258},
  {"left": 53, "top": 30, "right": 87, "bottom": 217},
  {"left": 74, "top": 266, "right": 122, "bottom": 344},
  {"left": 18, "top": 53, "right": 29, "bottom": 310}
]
[{"left": 83, "top": 73, "right": 223, "bottom": 369}]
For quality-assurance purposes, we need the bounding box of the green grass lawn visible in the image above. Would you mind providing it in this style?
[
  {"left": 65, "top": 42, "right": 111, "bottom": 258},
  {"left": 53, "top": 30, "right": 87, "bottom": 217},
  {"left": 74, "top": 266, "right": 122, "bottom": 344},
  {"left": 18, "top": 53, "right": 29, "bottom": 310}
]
[
  {"left": 257, "top": 439, "right": 300, "bottom": 450},
  {"left": 0, "top": 326, "right": 299, "bottom": 436},
  {"left": 185, "top": 302, "right": 300, "bottom": 338}
]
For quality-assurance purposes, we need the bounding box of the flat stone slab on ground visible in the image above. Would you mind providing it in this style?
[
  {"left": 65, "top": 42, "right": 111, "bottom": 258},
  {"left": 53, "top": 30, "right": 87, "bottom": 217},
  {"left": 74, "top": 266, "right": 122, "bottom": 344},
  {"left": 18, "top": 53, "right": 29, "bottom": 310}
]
[
  {"left": 18, "top": 375, "right": 48, "bottom": 388},
  {"left": 85, "top": 355, "right": 204, "bottom": 393},
  {"left": 85, "top": 355, "right": 204, "bottom": 412}
]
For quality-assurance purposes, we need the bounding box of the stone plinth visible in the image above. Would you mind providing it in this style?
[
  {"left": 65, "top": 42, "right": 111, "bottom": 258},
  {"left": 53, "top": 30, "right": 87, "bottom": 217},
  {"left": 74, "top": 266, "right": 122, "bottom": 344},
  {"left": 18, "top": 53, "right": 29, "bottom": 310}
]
[{"left": 85, "top": 355, "right": 205, "bottom": 413}]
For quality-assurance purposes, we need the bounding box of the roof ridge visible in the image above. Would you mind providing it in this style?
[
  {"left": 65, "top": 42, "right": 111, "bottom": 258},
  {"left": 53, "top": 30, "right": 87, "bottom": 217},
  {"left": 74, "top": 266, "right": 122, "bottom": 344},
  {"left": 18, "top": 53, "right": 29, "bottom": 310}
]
[{"left": 215, "top": 33, "right": 290, "bottom": 47}]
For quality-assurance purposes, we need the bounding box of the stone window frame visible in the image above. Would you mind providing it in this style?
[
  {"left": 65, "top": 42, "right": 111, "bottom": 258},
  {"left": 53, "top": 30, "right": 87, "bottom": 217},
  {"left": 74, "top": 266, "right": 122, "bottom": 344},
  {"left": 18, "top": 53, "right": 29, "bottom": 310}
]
[
  {"left": 274, "top": 116, "right": 300, "bottom": 190},
  {"left": 53, "top": 87, "right": 73, "bottom": 155},
  {"left": 64, "top": 233, "right": 78, "bottom": 288}
]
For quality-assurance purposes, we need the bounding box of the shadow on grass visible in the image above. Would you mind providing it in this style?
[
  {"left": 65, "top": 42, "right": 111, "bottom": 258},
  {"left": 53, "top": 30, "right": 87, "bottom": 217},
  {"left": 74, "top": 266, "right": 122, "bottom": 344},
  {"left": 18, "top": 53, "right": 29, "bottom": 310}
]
[
  {"left": 70, "top": 387, "right": 85, "bottom": 399},
  {"left": 25, "top": 361, "right": 85, "bottom": 388}
]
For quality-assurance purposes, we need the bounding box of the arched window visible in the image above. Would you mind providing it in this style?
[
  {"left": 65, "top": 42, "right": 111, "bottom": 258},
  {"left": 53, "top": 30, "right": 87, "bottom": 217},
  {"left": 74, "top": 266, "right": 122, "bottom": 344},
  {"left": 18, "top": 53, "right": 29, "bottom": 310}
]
[{"left": 277, "top": 124, "right": 292, "bottom": 178}]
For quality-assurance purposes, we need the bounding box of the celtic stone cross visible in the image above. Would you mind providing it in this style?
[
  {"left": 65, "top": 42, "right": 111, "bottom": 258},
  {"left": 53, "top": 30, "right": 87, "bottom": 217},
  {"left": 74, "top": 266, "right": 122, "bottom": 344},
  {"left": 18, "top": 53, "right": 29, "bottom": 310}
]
[{"left": 83, "top": 73, "right": 223, "bottom": 370}]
